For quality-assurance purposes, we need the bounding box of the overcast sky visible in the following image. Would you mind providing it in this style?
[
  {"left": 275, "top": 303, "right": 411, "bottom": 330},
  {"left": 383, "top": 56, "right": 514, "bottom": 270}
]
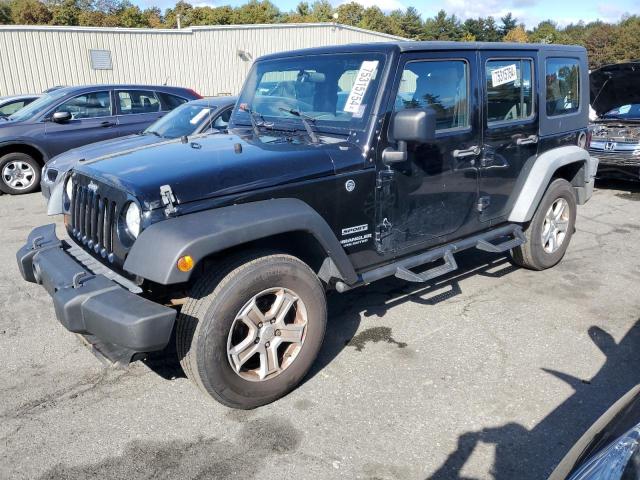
[{"left": 136, "top": 0, "right": 638, "bottom": 28}]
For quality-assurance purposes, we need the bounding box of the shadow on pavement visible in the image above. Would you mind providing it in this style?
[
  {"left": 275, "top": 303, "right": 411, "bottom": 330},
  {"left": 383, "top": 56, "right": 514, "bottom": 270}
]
[{"left": 428, "top": 319, "right": 640, "bottom": 479}]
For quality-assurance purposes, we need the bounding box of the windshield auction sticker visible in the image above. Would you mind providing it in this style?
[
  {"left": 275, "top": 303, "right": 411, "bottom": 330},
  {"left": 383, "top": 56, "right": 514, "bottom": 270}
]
[
  {"left": 491, "top": 64, "right": 518, "bottom": 87},
  {"left": 190, "top": 108, "right": 211, "bottom": 125},
  {"left": 343, "top": 61, "right": 379, "bottom": 114}
]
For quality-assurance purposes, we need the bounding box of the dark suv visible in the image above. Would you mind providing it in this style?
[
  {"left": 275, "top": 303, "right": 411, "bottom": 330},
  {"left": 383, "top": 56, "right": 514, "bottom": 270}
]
[
  {"left": 18, "top": 42, "right": 598, "bottom": 409},
  {"left": 0, "top": 84, "right": 201, "bottom": 194}
]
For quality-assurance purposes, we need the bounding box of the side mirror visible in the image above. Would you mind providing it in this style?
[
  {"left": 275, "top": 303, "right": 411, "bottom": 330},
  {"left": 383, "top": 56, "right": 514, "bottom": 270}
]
[
  {"left": 51, "top": 111, "right": 72, "bottom": 123},
  {"left": 382, "top": 108, "right": 437, "bottom": 165}
]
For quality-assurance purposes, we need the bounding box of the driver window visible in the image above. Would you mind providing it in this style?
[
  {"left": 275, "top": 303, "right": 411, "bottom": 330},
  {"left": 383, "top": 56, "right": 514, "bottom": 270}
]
[
  {"left": 395, "top": 60, "right": 469, "bottom": 131},
  {"left": 55, "top": 91, "right": 112, "bottom": 119}
]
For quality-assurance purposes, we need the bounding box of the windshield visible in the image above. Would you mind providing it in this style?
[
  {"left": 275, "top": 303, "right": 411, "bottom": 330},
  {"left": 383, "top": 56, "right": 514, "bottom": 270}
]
[
  {"left": 145, "top": 103, "right": 217, "bottom": 138},
  {"left": 232, "top": 53, "right": 386, "bottom": 133},
  {"left": 8, "top": 90, "right": 67, "bottom": 122},
  {"left": 601, "top": 104, "right": 640, "bottom": 120}
]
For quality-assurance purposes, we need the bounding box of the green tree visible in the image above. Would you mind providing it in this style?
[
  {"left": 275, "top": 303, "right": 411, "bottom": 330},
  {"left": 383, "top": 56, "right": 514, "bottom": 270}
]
[
  {"left": 194, "top": 5, "right": 233, "bottom": 25},
  {"left": 359, "top": 6, "right": 389, "bottom": 33},
  {"left": 500, "top": 12, "right": 517, "bottom": 37},
  {"left": 336, "top": 2, "right": 363, "bottom": 26},
  {"left": 10, "top": 0, "right": 52, "bottom": 23},
  {"left": 232, "top": 0, "right": 280, "bottom": 24},
  {"left": 310, "top": 0, "right": 332, "bottom": 22},
  {"left": 1, "top": 0, "right": 13, "bottom": 22},
  {"left": 613, "top": 15, "right": 640, "bottom": 63},
  {"left": 141, "top": 6, "right": 162, "bottom": 27},
  {"left": 529, "top": 20, "right": 570, "bottom": 44},
  {"left": 423, "top": 10, "right": 461, "bottom": 40},
  {"left": 399, "top": 6, "right": 422, "bottom": 39}
]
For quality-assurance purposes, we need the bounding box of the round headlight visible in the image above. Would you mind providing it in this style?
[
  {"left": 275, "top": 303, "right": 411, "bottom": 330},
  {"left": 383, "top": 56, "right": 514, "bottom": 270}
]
[
  {"left": 125, "top": 202, "right": 141, "bottom": 238},
  {"left": 65, "top": 177, "right": 73, "bottom": 200}
]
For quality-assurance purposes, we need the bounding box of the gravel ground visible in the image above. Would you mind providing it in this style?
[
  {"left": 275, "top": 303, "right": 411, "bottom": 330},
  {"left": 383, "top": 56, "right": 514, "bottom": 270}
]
[{"left": 0, "top": 181, "right": 639, "bottom": 480}]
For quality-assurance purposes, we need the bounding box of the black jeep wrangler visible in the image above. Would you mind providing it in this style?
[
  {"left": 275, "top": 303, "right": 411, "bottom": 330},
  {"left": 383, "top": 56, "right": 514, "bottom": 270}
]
[{"left": 17, "top": 42, "right": 598, "bottom": 409}]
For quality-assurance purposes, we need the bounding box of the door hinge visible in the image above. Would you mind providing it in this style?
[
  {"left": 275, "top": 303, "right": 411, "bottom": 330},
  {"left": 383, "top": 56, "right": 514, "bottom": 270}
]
[
  {"left": 375, "top": 217, "right": 392, "bottom": 243},
  {"left": 160, "top": 184, "right": 178, "bottom": 216},
  {"left": 376, "top": 169, "right": 394, "bottom": 189},
  {"left": 477, "top": 196, "right": 491, "bottom": 212}
]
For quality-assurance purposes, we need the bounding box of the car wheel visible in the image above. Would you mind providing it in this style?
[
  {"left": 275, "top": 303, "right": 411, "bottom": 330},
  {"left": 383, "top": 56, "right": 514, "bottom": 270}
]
[
  {"left": 0, "top": 152, "right": 41, "bottom": 195},
  {"left": 511, "top": 178, "right": 577, "bottom": 270},
  {"left": 177, "top": 251, "right": 327, "bottom": 409}
]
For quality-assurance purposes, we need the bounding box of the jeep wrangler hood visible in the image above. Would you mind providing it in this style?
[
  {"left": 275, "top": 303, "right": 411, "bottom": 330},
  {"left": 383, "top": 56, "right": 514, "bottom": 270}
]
[
  {"left": 590, "top": 62, "right": 640, "bottom": 117},
  {"left": 74, "top": 132, "right": 337, "bottom": 207}
]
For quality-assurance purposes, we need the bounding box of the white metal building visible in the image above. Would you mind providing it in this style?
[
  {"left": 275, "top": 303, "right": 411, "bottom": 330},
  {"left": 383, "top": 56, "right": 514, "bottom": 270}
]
[{"left": 0, "top": 23, "right": 403, "bottom": 96}]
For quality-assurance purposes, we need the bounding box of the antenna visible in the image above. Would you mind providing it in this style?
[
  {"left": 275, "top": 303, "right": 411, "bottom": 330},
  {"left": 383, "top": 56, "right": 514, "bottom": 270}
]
[{"left": 163, "top": 76, "right": 169, "bottom": 86}]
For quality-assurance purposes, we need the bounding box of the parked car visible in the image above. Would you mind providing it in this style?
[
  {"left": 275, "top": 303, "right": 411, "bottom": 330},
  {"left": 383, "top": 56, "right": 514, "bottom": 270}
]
[
  {"left": 549, "top": 384, "right": 640, "bottom": 480},
  {"left": 589, "top": 62, "right": 640, "bottom": 180},
  {"left": 0, "top": 94, "right": 39, "bottom": 118},
  {"left": 17, "top": 42, "right": 597, "bottom": 409},
  {"left": 0, "top": 84, "right": 202, "bottom": 195},
  {"left": 42, "top": 96, "right": 237, "bottom": 202}
]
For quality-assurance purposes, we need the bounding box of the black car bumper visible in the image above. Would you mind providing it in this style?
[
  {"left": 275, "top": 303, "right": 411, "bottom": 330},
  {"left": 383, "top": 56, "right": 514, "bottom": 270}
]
[{"left": 16, "top": 224, "right": 176, "bottom": 354}]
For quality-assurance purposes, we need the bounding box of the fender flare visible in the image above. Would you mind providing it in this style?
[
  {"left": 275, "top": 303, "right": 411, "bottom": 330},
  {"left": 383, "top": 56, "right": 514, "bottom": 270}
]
[
  {"left": 0, "top": 140, "right": 49, "bottom": 163},
  {"left": 123, "top": 198, "right": 358, "bottom": 285},
  {"left": 508, "top": 145, "right": 598, "bottom": 223}
]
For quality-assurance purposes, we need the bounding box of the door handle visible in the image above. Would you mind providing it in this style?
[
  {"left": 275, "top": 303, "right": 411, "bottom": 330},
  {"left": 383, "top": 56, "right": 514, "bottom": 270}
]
[
  {"left": 452, "top": 146, "right": 481, "bottom": 158},
  {"left": 516, "top": 135, "right": 538, "bottom": 145},
  {"left": 100, "top": 121, "right": 115, "bottom": 127}
]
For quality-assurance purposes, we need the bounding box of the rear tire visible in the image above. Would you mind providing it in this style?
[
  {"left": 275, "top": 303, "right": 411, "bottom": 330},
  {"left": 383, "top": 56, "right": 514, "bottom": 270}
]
[
  {"left": 511, "top": 178, "right": 577, "bottom": 270},
  {"left": 0, "top": 152, "right": 41, "bottom": 195},
  {"left": 176, "top": 251, "right": 327, "bottom": 409}
]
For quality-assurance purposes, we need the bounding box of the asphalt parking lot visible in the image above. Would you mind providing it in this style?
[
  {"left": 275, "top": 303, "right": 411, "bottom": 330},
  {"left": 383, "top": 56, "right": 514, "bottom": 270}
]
[{"left": 1, "top": 182, "right": 639, "bottom": 480}]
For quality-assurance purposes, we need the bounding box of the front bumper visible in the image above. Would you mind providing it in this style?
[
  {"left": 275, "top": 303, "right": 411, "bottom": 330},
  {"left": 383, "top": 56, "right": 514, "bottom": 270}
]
[{"left": 16, "top": 224, "right": 176, "bottom": 355}]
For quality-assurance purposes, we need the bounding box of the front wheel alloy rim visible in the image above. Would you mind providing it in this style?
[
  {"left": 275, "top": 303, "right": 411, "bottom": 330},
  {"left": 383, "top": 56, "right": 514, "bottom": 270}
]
[
  {"left": 541, "top": 198, "right": 570, "bottom": 253},
  {"left": 2, "top": 160, "right": 36, "bottom": 190},
  {"left": 227, "top": 287, "right": 308, "bottom": 382}
]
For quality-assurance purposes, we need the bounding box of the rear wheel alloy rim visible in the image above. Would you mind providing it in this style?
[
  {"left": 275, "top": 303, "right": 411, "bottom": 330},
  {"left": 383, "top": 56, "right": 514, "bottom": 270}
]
[
  {"left": 2, "top": 160, "right": 36, "bottom": 190},
  {"left": 541, "top": 198, "right": 570, "bottom": 253},
  {"left": 227, "top": 287, "right": 308, "bottom": 382}
]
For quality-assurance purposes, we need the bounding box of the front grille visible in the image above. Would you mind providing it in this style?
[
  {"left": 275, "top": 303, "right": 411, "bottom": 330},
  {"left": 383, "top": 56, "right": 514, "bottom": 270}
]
[
  {"left": 70, "top": 182, "right": 118, "bottom": 261},
  {"left": 589, "top": 148, "right": 640, "bottom": 167}
]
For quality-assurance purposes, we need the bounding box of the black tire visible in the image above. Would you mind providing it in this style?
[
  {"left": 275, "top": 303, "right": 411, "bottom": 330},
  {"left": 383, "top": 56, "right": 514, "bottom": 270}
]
[
  {"left": 177, "top": 251, "right": 327, "bottom": 409},
  {"left": 0, "top": 152, "right": 41, "bottom": 195},
  {"left": 511, "top": 178, "right": 577, "bottom": 270}
]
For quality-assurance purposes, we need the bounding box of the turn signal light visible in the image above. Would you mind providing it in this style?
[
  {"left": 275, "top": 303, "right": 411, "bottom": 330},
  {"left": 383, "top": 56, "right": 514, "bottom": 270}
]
[{"left": 177, "top": 255, "right": 194, "bottom": 272}]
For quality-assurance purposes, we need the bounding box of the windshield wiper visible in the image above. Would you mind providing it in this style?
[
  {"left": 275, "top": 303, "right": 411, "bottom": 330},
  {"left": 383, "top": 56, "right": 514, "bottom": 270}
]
[
  {"left": 240, "top": 105, "right": 273, "bottom": 137},
  {"left": 278, "top": 107, "right": 319, "bottom": 144},
  {"left": 145, "top": 130, "right": 162, "bottom": 137}
]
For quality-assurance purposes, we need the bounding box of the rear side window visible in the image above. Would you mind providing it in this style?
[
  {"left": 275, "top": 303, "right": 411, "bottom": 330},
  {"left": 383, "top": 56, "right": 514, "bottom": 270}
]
[
  {"left": 395, "top": 60, "right": 469, "bottom": 131},
  {"left": 117, "top": 90, "right": 160, "bottom": 115},
  {"left": 157, "top": 92, "right": 188, "bottom": 110},
  {"left": 0, "top": 100, "right": 28, "bottom": 116},
  {"left": 486, "top": 59, "right": 534, "bottom": 124},
  {"left": 546, "top": 58, "right": 580, "bottom": 116}
]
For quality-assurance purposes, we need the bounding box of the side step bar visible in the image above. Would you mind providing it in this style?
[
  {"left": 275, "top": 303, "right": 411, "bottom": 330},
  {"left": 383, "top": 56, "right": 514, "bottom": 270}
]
[{"left": 335, "top": 224, "right": 525, "bottom": 292}]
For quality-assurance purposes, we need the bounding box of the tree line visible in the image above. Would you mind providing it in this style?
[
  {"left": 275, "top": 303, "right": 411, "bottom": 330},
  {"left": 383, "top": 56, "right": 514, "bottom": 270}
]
[{"left": 1, "top": 0, "right": 639, "bottom": 69}]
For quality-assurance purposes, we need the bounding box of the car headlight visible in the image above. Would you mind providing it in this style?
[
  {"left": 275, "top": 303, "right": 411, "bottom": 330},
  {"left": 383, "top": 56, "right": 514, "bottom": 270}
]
[
  {"left": 125, "top": 202, "right": 141, "bottom": 238},
  {"left": 569, "top": 424, "right": 640, "bottom": 480},
  {"left": 65, "top": 177, "right": 73, "bottom": 200}
]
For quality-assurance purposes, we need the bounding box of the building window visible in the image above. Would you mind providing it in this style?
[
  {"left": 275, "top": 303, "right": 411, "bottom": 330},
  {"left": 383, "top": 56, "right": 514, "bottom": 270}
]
[
  {"left": 90, "top": 49, "right": 112, "bottom": 70},
  {"left": 486, "top": 59, "right": 534, "bottom": 124},
  {"left": 546, "top": 58, "right": 580, "bottom": 117}
]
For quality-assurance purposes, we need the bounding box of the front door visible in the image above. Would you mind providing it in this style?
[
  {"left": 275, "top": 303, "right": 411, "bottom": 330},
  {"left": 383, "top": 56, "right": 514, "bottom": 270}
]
[
  {"left": 44, "top": 90, "right": 119, "bottom": 158},
  {"left": 376, "top": 52, "right": 481, "bottom": 253},
  {"left": 478, "top": 51, "right": 539, "bottom": 222}
]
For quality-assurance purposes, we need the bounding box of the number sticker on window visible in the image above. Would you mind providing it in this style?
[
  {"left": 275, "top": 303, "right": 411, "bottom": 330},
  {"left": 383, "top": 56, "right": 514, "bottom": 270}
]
[
  {"left": 343, "top": 61, "right": 379, "bottom": 114},
  {"left": 491, "top": 64, "right": 518, "bottom": 87}
]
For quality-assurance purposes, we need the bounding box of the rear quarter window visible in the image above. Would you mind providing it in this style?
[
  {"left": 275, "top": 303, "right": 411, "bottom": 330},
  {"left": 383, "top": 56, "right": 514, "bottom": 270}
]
[
  {"left": 157, "top": 92, "right": 188, "bottom": 110},
  {"left": 545, "top": 58, "right": 580, "bottom": 117}
]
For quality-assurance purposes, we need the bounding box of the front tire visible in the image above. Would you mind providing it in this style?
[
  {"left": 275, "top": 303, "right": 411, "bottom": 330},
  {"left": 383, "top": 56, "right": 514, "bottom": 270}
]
[
  {"left": 177, "top": 251, "right": 327, "bottom": 409},
  {"left": 511, "top": 178, "right": 577, "bottom": 270},
  {"left": 0, "top": 152, "right": 41, "bottom": 195}
]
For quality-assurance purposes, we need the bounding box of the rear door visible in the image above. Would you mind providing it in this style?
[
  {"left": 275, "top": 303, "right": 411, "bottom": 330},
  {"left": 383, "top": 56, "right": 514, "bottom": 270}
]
[
  {"left": 478, "top": 51, "right": 538, "bottom": 222},
  {"left": 44, "top": 90, "right": 119, "bottom": 158},
  {"left": 115, "top": 89, "right": 164, "bottom": 135}
]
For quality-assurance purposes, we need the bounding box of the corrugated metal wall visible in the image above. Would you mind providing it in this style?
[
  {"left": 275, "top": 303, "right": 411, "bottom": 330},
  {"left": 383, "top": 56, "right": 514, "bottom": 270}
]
[{"left": 0, "top": 24, "right": 403, "bottom": 96}]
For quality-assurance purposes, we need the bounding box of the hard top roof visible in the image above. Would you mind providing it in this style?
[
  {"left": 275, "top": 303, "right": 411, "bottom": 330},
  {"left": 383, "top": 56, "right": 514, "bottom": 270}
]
[{"left": 258, "top": 41, "right": 586, "bottom": 61}]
